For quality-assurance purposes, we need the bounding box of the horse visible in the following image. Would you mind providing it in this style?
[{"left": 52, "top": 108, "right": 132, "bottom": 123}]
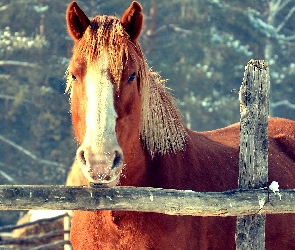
[{"left": 65, "top": 1, "right": 295, "bottom": 249}]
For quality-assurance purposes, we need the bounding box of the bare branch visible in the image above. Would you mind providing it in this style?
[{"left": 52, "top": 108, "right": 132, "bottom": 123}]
[
  {"left": 0, "top": 5, "right": 9, "bottom": 12},
  {"left": 146, "top": 24, "right": 193, "bottom": 38},
  {"left": 276, "top": 0, "right": 292, "bottom": 13},
  {"left": 270, "top": 0, "right": 283, "bottom": 14},
  {"left": 0, "top": 94, "right": 34, "bottom": 105},
  {"left": 0, "top": 163, "right": 15, "bottom": 182},
  {"left": 281, "top": 34, "right": 295, "bottom": 41},
  {"left": 0, "top": 135, "right": 65, "bottom": 169},
  {"left": 269, "top": 0, "right": 292, "bottom": 14},
  {"left": 0, "top": 74, "right": 10, "bottom": 79},
  {"left": 271, "top": 100, "right": 295, "bottom": 109},
  {"left": 276, "top": 6, "right": 295, "bottom": 32},
  {"left": 0, "top": 60, "right": 39, "bottom": 68}
]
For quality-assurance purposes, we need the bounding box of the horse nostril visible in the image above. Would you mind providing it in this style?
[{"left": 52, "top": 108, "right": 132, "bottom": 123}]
[
  {"left": 104, "top": 175, "right": 111, "bottom": 181},
  {"left": 78, "top": 149, "right": 87, "bottom": 166},
  {"left": 112, "top": 150, "right": 123, "bottom": 169}
]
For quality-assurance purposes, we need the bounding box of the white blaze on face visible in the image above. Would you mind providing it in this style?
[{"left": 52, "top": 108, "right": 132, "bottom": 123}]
[
  {"left": 77, "top": 54, "right": 123, "bottom": 186},
  {"left": 84, "top": 65, "right": 117, "bottom": 150}
]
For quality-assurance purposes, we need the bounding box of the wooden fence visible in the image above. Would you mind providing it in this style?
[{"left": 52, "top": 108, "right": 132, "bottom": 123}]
[
  {"left": 0, "top": 60, "right": 291, "bottom": 249},
  {"left": 0, "top": 213, "right": 71, "bottom": 250}
]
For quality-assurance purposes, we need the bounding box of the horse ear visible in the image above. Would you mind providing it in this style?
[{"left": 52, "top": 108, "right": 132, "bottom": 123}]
[
  {"left": 121, "top": 1, "right": 143, "bottom": 41},
  {"left": 66, "top": 1, "right": 90, "bottom": 41}
]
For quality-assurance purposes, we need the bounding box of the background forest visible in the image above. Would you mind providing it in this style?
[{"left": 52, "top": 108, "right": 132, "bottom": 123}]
[{"left": 0, "top": 0, "right": 295, "bottom": 225}]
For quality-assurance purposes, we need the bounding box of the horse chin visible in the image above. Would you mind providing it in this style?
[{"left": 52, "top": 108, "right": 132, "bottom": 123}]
[
  {"left": 84, "top": 166, "right": 123, "bottom": 188},
  {"left": 89, "top": 176, "right": 120, "bottom": 188}
]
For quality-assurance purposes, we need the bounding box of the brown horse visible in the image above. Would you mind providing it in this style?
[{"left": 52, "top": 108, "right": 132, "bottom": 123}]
[{"left": 66, "top": 1, "right": 295, "bottom": 249}]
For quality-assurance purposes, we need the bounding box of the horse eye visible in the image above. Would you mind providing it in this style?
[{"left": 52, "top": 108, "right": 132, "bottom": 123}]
[
  {"left": 71, "top": 74, "right": 78, "bottom": 82},
  {"left": 127, "top": 72, "right": 136, "bottom": 83}
]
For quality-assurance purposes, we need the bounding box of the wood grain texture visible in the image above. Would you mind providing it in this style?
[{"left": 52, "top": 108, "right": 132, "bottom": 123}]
[{"left": 236, "top": 60, "right": 270, "bottom": 250}]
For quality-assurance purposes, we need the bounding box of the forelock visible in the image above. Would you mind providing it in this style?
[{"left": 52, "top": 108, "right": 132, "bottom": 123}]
[{"left": 71, "top": 15, "right": 130, "bottom": 86}]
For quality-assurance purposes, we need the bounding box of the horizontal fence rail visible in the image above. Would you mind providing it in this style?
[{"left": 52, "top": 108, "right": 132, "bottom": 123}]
[{"left": 0, "top": 185, "right": 292, "bottom": 216}]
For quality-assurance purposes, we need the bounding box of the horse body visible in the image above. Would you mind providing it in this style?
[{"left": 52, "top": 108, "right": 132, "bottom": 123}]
[{"left": 66, "top": 1, "right": 295, "bottom": 249}]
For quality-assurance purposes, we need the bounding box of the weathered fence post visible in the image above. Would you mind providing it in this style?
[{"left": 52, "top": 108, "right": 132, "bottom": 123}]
[{"left": 236, "top": 60, "right": 269, "bottom": 249}]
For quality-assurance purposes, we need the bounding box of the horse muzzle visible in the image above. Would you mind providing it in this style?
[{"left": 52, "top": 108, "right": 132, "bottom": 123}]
[{"left": 76, "top": 146, "right": 124, "bottom": 187}]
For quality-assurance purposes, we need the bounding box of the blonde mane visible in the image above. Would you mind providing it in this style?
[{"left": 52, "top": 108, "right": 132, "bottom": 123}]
[
  {"left": 140, "top": 70, "right": 188, "bottom": 156},
  {"left": 67, "top": 15, "right": 188, "bottom": 156}
]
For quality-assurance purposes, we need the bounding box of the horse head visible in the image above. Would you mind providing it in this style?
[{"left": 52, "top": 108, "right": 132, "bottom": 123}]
[{"left": 66, "top": 1, "right": 144, "bottom": 187}]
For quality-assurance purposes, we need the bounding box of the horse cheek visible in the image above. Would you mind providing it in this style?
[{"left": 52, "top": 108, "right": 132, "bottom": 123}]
[
  {"left": 114, "top": 97, "right": 131, "bottom": 145},
  {"left": 115, "top": 91, "right": 139, "bottom": 148}
]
